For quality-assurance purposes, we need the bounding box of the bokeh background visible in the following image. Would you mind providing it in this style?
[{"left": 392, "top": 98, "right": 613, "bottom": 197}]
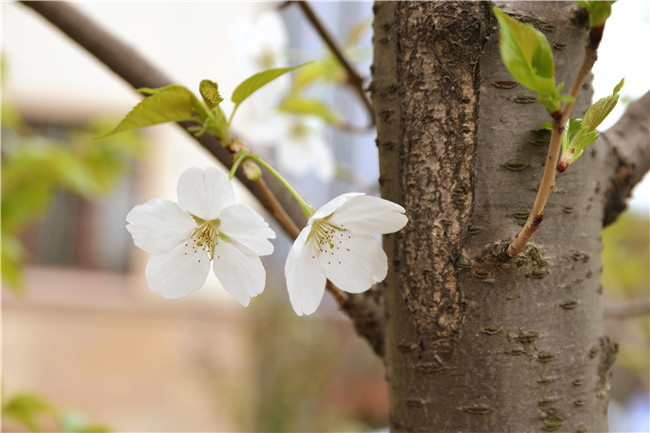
[{"left": 1, "top": 2, "right": 648, "bottom": 432}]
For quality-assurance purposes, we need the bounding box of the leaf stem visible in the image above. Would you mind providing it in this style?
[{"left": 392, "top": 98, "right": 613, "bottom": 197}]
[
  {"left": 247, "top": 155, "right": 315, "bottom": 220},
  {"left": 228, "top": 149, "right": 249, "bottom": 180},
  {"left": 506, "top": 34, "right": 600, "bottom": 258},
  {"left": 227, "top": 104, "right": 239, "bottom": 127}
]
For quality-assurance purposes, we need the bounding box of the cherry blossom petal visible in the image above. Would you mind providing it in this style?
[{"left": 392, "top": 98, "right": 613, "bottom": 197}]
[
  {"left": 218, "top": 204, "right": 276, "bottom": 256},
  {"left": 285, "top": 226, "right": 327, "bottom": 315},
  {"left": 212, "top": 241, "right": 267, "bottom": 307},
  {"left": 319, "top": 233, "right": 388, "bottom": 294},
  {"left": 126, "top": 199, "right": 196, "bottom": 255},
  {"left": 145, "top": 242, "right": 210, "bottom": 299},
  {"left": 329, "top": 195, "right": 408, "bottom": 235},
  {"left": 311, "top": 192, "right": 364, "bottom": 220},
  {"left": 177, "top": 166, "right": 234, "bottom": 220}
]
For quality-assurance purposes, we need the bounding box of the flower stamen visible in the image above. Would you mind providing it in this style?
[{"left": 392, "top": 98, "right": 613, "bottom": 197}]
[
  {"left": 310, "top": 218, "right": 347, "bottom": 256},
  {"left": 191, "top": 217, "right": 221, "bottom": 260}
]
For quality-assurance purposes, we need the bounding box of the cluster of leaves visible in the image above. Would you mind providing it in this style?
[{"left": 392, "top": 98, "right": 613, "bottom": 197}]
[
  {"left": 554, "top": 78, "right": 624, "bottom": 170},
  {"left": 100, "top": 64, "right": 309, "bottom": 149},
  {"left": 1, "top": 117, "right": 147, "bottom": 288},
  {"left": 535, "top": 78, "right": 624, "bottom": 171},
  {"left": 494, "top": 5, "right": 620, "bottom": 172},
  {"left": 2, "top": 392, "right": 111, "bottom": 433},
  {"left": 278, "top": 20, "right": 371, "bottom": 126},
  {"left": 100, "top": 16, "right": 371, "bottom": 147}
]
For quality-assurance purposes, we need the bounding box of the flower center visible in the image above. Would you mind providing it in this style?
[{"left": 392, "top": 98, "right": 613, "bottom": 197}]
[
  {"left": 191, "top": 217, "right": 221, "bottom": 260},
  {"left": 290, "top": 121, "right": 309, "bottom": 139},
  {"left": 311, "top": 218, "right": 348, "bottom": 256},
  {"left": 256, "top": 48, "right": 276, "bottom": 70}
]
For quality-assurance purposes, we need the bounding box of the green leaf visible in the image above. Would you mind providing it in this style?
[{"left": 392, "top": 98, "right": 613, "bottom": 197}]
[
  {"left": 582, "top": 77, "right": 623, "bottom": 131},
  {"left": 1, "top": 232, "right": 27, "bottom": 289},
  {"left": 230, "top": 63, "right": 311, "bottom": 121},
  {"left": 613, "top": 77, "right": 625, "bottom": 94},
  {"left": 2, "top": 392, "right": 53, "bottom": 432},
  {"left": 292, "top": 57, "right": 346, "bottom": 92},
  {"left": 576, "top": 1, "right": 614, "bottom": 27},
  {"left": 278, "top": 96, "right": 341, "bottom": 125},
  {"left": 566, "top": 118, "right": 583, "bottom": 138},
  {"left": 566, "top": 129, "right": 600, "bottom": 164},
  {"left": 199, "top": 79, "right": 224, "bottom": 109},
  {"left": 493, "top": 7, "right": 561, "bottom": 111},
  {"left": 98, "top": 85, "right": 204, "bottom": 138}
]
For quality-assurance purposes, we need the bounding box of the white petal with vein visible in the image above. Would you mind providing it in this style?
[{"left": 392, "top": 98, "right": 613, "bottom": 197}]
[
  {"left": 212, "top": 241, "right": 266, "bottom": 307},
  {"left": 219, "top": 204, "right": 276, "bottom": 256},
  {"left": 285, "top": 227, "right": 327, "bottom": 315},
  {"left": 177, "top": 166, "right": 234, "bottom": 220},
  {"left": 126, "top": 199, "right": 196, "bottom": 255},
  {"left": 145, "top": 242, "right": 210, "bottom": 299}
]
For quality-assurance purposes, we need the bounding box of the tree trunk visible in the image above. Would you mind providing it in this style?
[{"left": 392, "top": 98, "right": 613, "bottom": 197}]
[{"left": 373, "top": 2, "right": 615, "bottom": 432}]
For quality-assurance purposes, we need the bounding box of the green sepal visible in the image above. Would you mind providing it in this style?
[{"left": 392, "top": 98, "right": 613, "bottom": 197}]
[
  {"left": 199, "top": 79, "right": 224, "bottom": 109},
  {"left": 576, "top": 0, "right": 614, "bottom": 27},
  {"left": 230, "top": 63, "right": 311, "bottom": 118},
  {"left": 493, "top": 7, "right": 562, "bottom": 112},
  {"left": 278, "top": 96, "right": 341, "bottom": 125},
  {"left": 582, "top": 77, "right": 624, "bottom": 131},
  {"left": 97, "top": 85, "right": 205, "bottom": 138}
]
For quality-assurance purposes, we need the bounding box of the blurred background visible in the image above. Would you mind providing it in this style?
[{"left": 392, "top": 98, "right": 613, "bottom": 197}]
[{"left": 1, "top": 2, "right": 648, "bottom": 432}]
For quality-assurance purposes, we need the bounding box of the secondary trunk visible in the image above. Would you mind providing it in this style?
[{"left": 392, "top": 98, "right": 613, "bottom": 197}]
[{"left": 373, "top": 2, "right": 615, "bottom": 432}]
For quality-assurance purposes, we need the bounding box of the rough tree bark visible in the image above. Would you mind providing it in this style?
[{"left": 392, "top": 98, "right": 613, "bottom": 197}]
[
  {"left": 21, "top": 1, "right": 649, "bottom": 432},
  {"left": 373, "top": 2, "right": 633, "bottom": 432}
]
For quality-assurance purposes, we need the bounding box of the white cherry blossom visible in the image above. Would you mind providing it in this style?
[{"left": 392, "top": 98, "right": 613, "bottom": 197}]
[
  {"left": 232, "top": 9, "right": 290, "bottom": 110},
  {"left": 285, "top": 193, "right": 408, "bottom": 315},
  {"left": 126, "top": 166, "right": 275, "bottom": 306},
  {"left": 240, "top": 114, "right": 335, "bottom": 181}
]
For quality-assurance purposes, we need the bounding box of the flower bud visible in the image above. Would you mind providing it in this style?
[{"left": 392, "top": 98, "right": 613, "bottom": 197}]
[{"left": 243, "top": 160, "right": 262, "bottom": 181}]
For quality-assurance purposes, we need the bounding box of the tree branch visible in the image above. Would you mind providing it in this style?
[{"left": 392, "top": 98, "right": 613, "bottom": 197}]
[
  {"left": 19, "top": 1, "right": 306, "bottom": 236},
  {"left": 21, "top": 0, "right": 385, "bottom": 356},
  {"left": 600, "top": 91, "right": 650, "bottom": 226},
  {"left": 506, "top": 20, "right": 601, "bottom": 258},
  {"left": 294, "top": 1, "right": 375, "bottom": 125}
]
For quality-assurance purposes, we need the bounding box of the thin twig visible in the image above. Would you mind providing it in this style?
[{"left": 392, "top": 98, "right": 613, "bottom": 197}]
[
  {"left": 295, "top": 1, "right": 375, "bottom": 124},
  {"left": 20, "top": 1, "right": 306, "bottom": 238},
  {"left": 255, "top": 179, "right": 351, "bottom": 307},
  {"left": 255, "top": 178, "right": 301, "bottom": 239},
  {"left": 21, "top": 0, "right": 361, "bottom": 326},
  {"left": 507, "top": 31, "right": 601, "bottom": 257}
]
